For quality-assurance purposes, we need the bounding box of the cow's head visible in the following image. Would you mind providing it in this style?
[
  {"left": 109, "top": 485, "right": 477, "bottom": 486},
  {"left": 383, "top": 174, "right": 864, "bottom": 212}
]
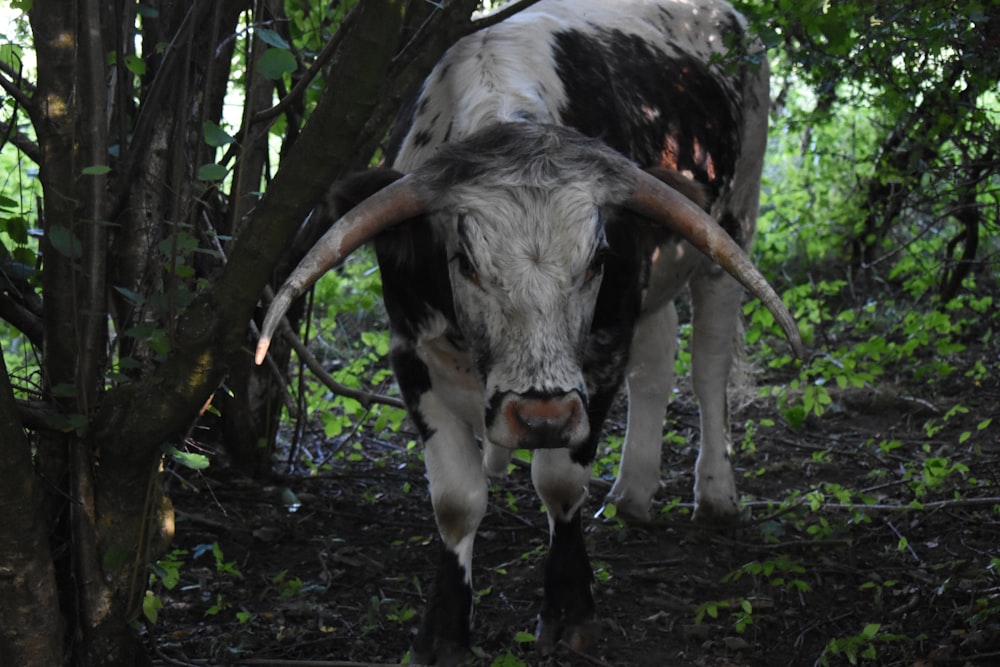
[{"left": 255, "top": 124, "right": 802, "bottom": 450}]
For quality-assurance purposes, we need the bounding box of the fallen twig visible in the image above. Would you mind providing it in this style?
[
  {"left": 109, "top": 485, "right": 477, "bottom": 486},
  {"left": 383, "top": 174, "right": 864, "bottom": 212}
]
[
  {"left": 155, "top": 658, "right": 409, "bottom": 667},
  {"left": 744, "top": 496, "right": 1000, "bottom": 513}
]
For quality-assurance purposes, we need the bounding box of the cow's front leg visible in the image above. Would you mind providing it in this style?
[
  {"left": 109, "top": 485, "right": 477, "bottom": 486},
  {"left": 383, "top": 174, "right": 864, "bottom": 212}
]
[
  {"left": 530, "top": 448, "right": 596, "bottom": 654},
  {"left": 690, "top": 273, "right": 742, "bottom": 522},
  {"left": 607, "top": 300, "right": 678, "bottom": 520},
  {"left": 410, "top": 391, "right": 488, "bottom": 665}
]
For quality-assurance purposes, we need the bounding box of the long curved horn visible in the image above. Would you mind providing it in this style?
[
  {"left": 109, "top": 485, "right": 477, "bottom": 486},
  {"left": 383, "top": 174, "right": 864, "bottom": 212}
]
[
  {"left": 255, "top": 174, "right": 426, "bottom": 365},
  {"left": 625, "top": 168, "right": 804, "bottom": 358}
]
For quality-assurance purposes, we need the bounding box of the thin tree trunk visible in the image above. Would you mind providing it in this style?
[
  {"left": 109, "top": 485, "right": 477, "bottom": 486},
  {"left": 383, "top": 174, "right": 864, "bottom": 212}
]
[{"left": 220, "top": 0, "right": 288, "bottom": 473}]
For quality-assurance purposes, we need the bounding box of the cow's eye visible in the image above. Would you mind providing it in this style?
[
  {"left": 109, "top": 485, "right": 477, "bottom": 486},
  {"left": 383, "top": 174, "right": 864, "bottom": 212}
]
[
  {"left": 453, "top": 251, "right": 481, "bottom": 287},
  {"left": 584, "top": 248, "right": 607, "bottom": 285}
]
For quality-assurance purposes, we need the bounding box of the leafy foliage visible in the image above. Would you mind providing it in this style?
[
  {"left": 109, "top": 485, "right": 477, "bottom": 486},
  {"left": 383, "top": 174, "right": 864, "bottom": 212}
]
[{"left": 2, "top": 0, "right": 999, "bottom": 664}]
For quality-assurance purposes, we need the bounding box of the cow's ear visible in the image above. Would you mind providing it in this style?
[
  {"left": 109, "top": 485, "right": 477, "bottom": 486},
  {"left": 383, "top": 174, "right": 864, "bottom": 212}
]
[
  {"left": 329, "top": 168, "right": 407, "bottom": 217},
  {"left": 643, "top": 167, "right": 710, "bottom": 212}
]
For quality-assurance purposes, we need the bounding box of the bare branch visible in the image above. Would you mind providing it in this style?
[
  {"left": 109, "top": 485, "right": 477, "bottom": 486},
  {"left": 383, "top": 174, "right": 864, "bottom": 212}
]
[
  {"left": 0, "top": 59, "right": 36, "bottom": 118},
  {"left": 470, "top": 0, "right": 543, "bottom": 29},
  {"left": 0, "top": 121, "right": 41, "bottom": 163},
  {"left": 276, "top": 314, "right": 405, "bottom": 411}
]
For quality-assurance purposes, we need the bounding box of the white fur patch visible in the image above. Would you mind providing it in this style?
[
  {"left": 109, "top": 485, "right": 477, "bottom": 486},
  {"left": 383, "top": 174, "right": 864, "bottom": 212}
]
[{"left": 441, "top": 187, "right": 603, "bottom": 399}]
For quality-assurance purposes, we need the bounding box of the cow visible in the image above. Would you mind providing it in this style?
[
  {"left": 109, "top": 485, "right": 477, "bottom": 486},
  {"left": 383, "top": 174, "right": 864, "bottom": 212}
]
[{"left": 255, "top": 0, "right": 802, "bottom": 663}]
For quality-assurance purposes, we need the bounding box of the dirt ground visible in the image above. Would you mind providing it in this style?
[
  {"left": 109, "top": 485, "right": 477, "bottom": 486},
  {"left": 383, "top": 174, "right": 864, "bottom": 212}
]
[{"left": 151, "top": 360, "right": 1000, "bottom": 667}]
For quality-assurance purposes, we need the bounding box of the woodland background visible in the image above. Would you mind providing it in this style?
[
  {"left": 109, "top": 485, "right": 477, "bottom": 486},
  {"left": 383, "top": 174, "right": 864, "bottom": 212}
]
[{"left": 0, "top": 1, "right": 997, "bottom": 665}]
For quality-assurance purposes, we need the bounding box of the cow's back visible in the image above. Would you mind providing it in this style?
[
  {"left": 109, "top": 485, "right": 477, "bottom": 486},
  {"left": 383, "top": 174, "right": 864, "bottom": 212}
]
[{"left": 393, "top": 0, "right": 768, "bottom": 207}]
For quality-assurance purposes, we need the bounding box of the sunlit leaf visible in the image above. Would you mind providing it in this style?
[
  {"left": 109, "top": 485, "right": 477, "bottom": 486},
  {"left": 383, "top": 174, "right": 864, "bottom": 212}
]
[
  {"left": 167, "top": 446, "right": 210, "bottom": 470},
  {"left": 124, "top": 54, "right": 146, "bottom": 75}
]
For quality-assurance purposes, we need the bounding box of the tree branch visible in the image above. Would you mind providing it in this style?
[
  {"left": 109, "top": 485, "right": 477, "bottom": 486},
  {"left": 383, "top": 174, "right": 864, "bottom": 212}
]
[
  {"left": 0, "top": 121, "right": 41, "bottom": 163},
  {"left": 0, "top": 59, "right": 36, "bottom": 119},
  {"left": 276, "top": 315, "right": 405, "bottom": 411},
  {"left": 249, "top": 12, "right": 349, "bottom": 125}
]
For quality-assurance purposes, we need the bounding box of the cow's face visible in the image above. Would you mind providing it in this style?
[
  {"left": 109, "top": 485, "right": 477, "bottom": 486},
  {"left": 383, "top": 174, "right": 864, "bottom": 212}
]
[{"left": 433, "top": 184, "right": 609, "bottom": 450}]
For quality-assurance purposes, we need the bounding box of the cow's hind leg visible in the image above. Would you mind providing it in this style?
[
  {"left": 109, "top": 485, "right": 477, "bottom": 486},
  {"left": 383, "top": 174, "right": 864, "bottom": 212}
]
[
  {"left": 531, "top": 448, "right": 597, "bottom": 655},
  {"left": 410, "top": 391, "right": 488, "bottom": 665},
  {"left": 607, "top": 300, "right": 678, "bottom": 520},
  {"left": 690, "top": 273, "right": 743, "bottom": 522}
]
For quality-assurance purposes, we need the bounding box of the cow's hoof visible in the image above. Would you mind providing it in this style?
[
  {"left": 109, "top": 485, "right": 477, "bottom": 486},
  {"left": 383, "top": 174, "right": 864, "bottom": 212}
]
[
  {"left": 692, "top": 497, "right": 745, "bottom": 525},
  {"left": 602, "top": 489, "right": 653, "bottom": 522},
  {"left": 410, "top": 637, "right": 473, "bottom": 666},
  {"left": 535, "top": 616, "right": 600, "bottom": 656}
]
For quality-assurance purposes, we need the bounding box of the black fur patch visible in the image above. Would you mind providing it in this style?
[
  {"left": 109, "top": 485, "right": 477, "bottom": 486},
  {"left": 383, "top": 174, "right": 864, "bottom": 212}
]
[
  {"left": 718, "top": 210, "right": 746, "bottom": 248},
  {"left": 553, "top": 28, "right": 743, "bottom": 202},
  {"left": 388, "top": 346, "right": 433, "bottom": 439},
  {"left": 413, "top": 545, "right": 474, "bottom": 659},
  {"left": 414, "top": 123, "right": 633, "bottom": 199},
  {"left": 540, "top": 511, "right": 595, "bottom": 627}
]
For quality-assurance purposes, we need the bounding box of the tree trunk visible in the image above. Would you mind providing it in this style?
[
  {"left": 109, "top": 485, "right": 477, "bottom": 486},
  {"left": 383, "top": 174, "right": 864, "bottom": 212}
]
[
  {"left": 5, "top": 1, "right": 484, "bottom": 664},
  {"left": 219, "top": 0, "right": 289, "bottom": 473},
  {"left": 0, "top": 352, "right": 64, "bottom": 667}
]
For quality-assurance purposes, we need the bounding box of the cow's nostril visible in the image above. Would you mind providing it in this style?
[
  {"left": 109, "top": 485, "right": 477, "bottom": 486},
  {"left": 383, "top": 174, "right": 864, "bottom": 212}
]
[
  {"left": 507, "top": 392, "right": 582, "bottom": 444},
  {"left": 514, "top": 405, "right": 571, "bottom": 432}
]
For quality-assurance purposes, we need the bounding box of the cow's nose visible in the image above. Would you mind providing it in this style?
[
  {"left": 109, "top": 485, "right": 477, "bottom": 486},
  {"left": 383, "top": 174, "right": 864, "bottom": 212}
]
[
  {"left": 513, "top": 398, "right": 575, "bottom": 434},
  {"left": 505, "top": 391, "right": 584, "bottom": 447}
]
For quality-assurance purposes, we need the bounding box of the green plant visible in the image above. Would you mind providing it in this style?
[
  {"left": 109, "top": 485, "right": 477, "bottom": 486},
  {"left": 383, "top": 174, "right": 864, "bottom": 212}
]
[
  {"left": 859, "top": 579, "right": 897, "bottom": 607},
  {"left": 204, "top": 594, "right": 231, "bottom": 618},
  {"left": 197, "top": 542, "right": 242, "bottom": 578},
  {"left": 819, "top": 623, "right": 905, "bottom": 666},
  {"left": 739, "top": 417, "right": 773, "bottom": 455},
  {"left": 694, "top": 597, "right": 755, "bottom": 634},
  {"left": 144, "top": 549, "right": 188, "bottom": 624},
  {"left": 724, "top": 556, "right": 811, "bottom": 595},
  {"left": 360, "top": 594, "right": 418, "bottom": 634},
  {"left": 490, "top": 653, "right": 528, "bottom": 667},
  {"left": 271, "top": 570, "right": 305, "bottom": 598}
]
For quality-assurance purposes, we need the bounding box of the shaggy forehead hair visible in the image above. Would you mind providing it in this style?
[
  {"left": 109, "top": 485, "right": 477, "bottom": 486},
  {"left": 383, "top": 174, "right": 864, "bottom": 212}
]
[
  {"left": 457, "top": 186, "right": 601, "bottom": 296},
  {"left": 414, "top": 124, "right": 636, "bottom": 204}
]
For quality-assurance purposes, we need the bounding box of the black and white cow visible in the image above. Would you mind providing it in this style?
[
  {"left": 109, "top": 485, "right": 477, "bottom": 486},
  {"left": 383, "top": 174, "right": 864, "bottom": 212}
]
[{"left": 257, "top": 0, "right": 801, "bottom": 662}]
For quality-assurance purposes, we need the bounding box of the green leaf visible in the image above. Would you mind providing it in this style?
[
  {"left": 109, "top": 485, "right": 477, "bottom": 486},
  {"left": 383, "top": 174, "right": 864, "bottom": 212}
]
[
  {"left": 48, "top": 225, "right": 83, "bottom": 258},
  {"left": 113, "top": 286, "right": 145, "bottom": 306},
  {"left": 490, "top": 654, "right": 528, "bottom": 667},
  {"left": 197, "top": 163, "right": 228, "bottom": 181},
  {"left": 256, "top": 28, "right": 290, "bottom": 49},
  {"left": 168, "top": 446, "right": 210, "bottom": 470},
  {"left": 124, "top": 54, "right": 146, "bottom": 75},
  {"left": 256, "top": 47, "right": 297, "bottom": 79},
  {"left": 861, "top": 623, "right": 881, "bottom": 639},
  {"left": 0, "top": 44, "right": 25, "bottom": 71},
  {"left": 142, "top": 591, "right": 163, "bottom": 624},
  {"left": 81, "top": 164, "right": 111, "bottom": 176},
  {"left": 203, "top": 120, "right": 234, "bottom": 147}
]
